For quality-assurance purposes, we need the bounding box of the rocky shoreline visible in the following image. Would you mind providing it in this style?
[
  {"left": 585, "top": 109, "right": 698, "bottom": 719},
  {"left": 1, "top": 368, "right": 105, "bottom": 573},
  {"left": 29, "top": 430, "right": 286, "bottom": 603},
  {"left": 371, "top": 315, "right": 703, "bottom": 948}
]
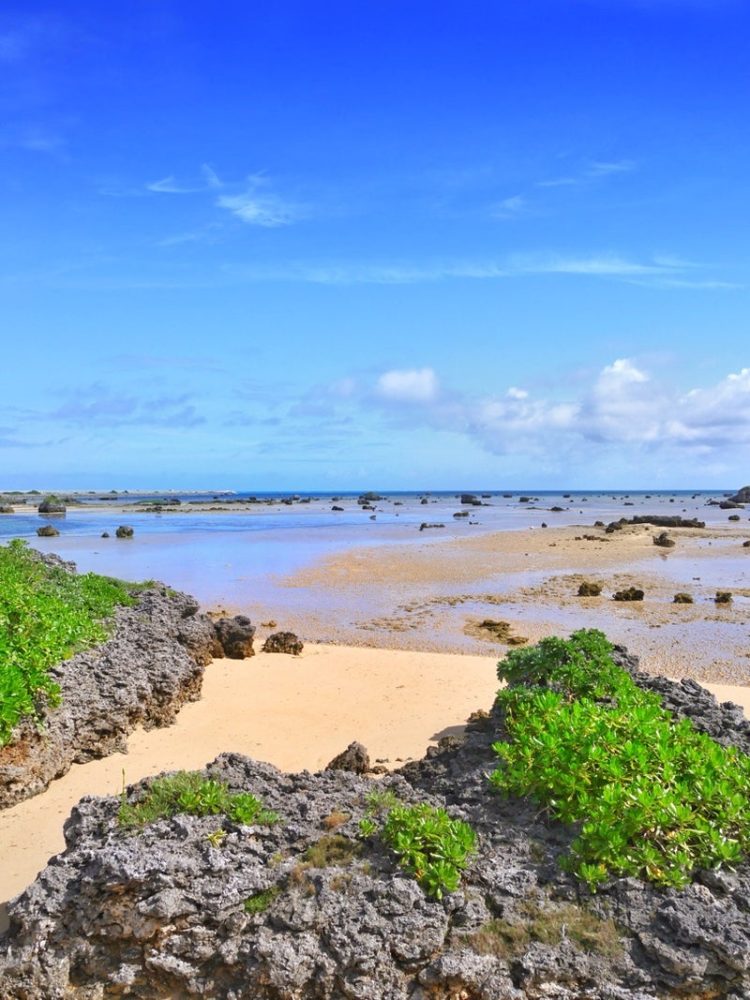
[
  {"left": 0, "top": 558, "right": 254, "bottom": 811},
  {"left": 1, "top": 647, "right": 749, "bottom": 998}
]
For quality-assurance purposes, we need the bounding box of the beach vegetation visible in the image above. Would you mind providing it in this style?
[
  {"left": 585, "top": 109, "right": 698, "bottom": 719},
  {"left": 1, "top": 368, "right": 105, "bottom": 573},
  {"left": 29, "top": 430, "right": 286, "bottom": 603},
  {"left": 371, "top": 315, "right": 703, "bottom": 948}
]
[
  {"left": 0, "top": 540, "right": 136, "bottom": 745},
  {"left": 118, "top": 770, "right": 280, "bottom": 828},
  {"left": 243, "top": 886, "right": 282, "bottom": 914},
  {"left": 491, "top": 630, "right": 750, "bottom": 889},
  {"left": 467, "top": 899, "right": 622, "bottom": 959},
  {"left": 381, "top": 802, "right": 476, "bottom": 899}
]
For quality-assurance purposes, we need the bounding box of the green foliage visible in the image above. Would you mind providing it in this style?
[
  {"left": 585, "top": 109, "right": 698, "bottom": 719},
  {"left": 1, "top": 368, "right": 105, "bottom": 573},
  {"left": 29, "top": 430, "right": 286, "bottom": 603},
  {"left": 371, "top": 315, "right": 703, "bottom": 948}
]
[
  {"left": 118, "top": 770, "right": 280, "bottom": 828},
  {"left": 0, "top": 540, "right": 136, "bottom": 745},
  {"left": 243, "top": 886, "right": 282, "bottom": 914},
  {"left": 381, "top": 802, "right": 476, "bottom": 899},
  {"left": 491, "top": 629, "right": 750, "bottom": 889}
]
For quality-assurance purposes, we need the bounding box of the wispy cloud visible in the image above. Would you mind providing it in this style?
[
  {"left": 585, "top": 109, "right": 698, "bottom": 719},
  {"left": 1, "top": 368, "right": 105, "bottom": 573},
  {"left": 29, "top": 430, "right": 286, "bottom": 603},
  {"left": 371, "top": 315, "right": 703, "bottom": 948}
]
[
  {"left": 225, "top": 252, "right": 732, "bottom": 288},
  {"left": 46, "top": 385, "right": 205, "bottom": 429},
  {"left": 537, "top": 158, "right": 637, "bottom": 188},
  {"left": 490, "top": 195, "right": 527, "bottom": 220},
  {"left": 147, "top": 163, "right": 223, "bottom": 195},
  {"left": 216, "top": 176, "right": 304, "bottom": 227}
]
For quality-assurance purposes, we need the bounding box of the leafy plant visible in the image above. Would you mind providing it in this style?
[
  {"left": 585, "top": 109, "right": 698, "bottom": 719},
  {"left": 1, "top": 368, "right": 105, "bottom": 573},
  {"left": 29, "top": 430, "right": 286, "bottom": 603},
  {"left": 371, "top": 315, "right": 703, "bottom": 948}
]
[
  {"left": 243, "top": 886, "right": 281, "bottom": 914},
  {"left": 0, "top": 540, "right": 137, "bottom": 745},
  {"left": 491, "top": 629, "right": 750, "bottom": 889},
  {"left": 381, "top": 802, "right": 476, "bottom": 899},
  {"left": 118, "top": 770, "right": 279, "bottom": 828}
]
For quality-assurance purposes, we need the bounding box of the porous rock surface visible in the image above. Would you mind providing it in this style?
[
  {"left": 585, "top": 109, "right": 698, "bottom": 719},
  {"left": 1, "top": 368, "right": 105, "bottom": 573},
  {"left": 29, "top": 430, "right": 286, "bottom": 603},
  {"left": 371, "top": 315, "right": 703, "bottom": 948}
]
[
  {"left": 0, "top": 558, "right": 253, "bottom": 810},
  {"left": 2, "top": 649, "right": 750, "bottom": 997}
]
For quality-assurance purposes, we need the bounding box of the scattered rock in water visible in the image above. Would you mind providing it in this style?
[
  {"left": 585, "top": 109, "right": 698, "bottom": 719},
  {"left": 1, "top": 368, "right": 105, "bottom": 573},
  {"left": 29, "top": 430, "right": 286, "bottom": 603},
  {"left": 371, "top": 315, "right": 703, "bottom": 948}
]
[
  {"left": 460, "top": 493, "right": 482, "bottom": 506},
  {"left": 115, "top": 525, "right": 134, "bottom": 538},
  {"left": 262, "top": 631, "right": 303, "bottom": 655},
  {"left": 37, "top": 495, "right": 66, "bottom": 514},
  {"left": 577, "top": 581, "right": 603, "bottom": 597},
  {"left": 100, "top": 531, "right": 110, "bottom": 538},
  {"left": 549, "top": 505, "right": 564, "bottom": 512},
  {"left": 715, "top": 591, "right": 733, "bottom": 604},
  {"left": 728, "top": 514, "right": 741, "bottom": 521},
  {"left": 36, "top": 524, "right": 59, "bottom": 537},
  {"left": 0, "top": 505, "right": 14, "bottom": 514},
  {"left": 673, "top": 592, "right": 694, "bottom": 604},
  {"left": 453, "top": 510, "right": 469, "bottom": 518},
  {"left": 331, "top": 505, "right": 344, "bottom": 511},
  {"left": 612, "top": 587, "right": 645, "bottom": 602},
  {"left": 325, "top": 741, "right": 370, "bottom": 774},
  {"left": 652, "top": 531, "right": 675, "bottom": 548},
  {"left": 214, "top": 615, "right": 256, "bottom": 659},
  {"left": 720, "top": 500, "right": 743, "bottom": 509},
  {"left": 419, "top": 522, "right": 445, "bottom": 531}
]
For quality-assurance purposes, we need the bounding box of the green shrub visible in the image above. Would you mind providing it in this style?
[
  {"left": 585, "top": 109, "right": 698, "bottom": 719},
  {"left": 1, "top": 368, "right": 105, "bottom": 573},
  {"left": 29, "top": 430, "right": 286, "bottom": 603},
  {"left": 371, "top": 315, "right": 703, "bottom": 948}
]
[
  {"left": 118, "top": 770, "right": 279, "bottom": 828},
  {"left": 381, "top": 802, "right": 476, "bottom": 899},
  {"left": 243, "top": 886, "right": 281, "bottom": 914},
  {"left": 490, "top": 630, "right": 750, "bottom": 889},
  {"left": 0, "top": 540, "right": 136, "bottom": 745}
]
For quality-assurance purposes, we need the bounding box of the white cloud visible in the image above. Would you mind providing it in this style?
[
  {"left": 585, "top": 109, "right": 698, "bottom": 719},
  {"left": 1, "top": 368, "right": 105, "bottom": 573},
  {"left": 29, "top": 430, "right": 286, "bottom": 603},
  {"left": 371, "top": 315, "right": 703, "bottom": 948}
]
[
  {"left": 376, "top": 368, "right": 439, "bottom": 403},
  {"left": 217, "top": 190, "right": 299, "bottom": 227},
  {"left": 356, "top": 360, "right": 750, "bottom": 460},
  {"left": 147, "top": 163, "right": 224, "bottom": 195},
  {"left": 491, "top": 195, "right": 526, "bottom": 219}
]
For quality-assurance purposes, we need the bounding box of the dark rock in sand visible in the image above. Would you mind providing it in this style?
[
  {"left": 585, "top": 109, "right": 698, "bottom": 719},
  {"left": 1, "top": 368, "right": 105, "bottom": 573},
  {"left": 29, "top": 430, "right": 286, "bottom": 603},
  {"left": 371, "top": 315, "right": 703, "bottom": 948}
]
[
  {"left": 36, "top": 524, "right": 59, "bottom": 537},
  {"left": 715, "top": 591, "right": 733, "bottom": 604},
  {"left": 578, "top": 580, "right": 603, "bottom": 597},
  {"left": 262, "top": 631, "right": 303, "bottom": 655},
  {"left": 325, "top": 741, "right": 370, "bottom": 774},
  {"left": 673, "top": 593, "right": 693, "bottom": 604},
  {"left": 729, "top": 514, "right": 741, "bottom": 521},
  {"left": 115, "top": 525, "right": 134, "bottom": 538},
  {"left": 419, "top": 522, "right": 445, "bottom": 531},
  {"left": 613, "top": 587, "right": 645, "bottom": 601},
  {"left": 652, "top": 531, "right": 675, "bottom": 548},
  {"left": 606, "top": 515, "right": 705, "bottom": 533},
  {"left": 214, "top": 615, "right": 256, "bottom": 659}
]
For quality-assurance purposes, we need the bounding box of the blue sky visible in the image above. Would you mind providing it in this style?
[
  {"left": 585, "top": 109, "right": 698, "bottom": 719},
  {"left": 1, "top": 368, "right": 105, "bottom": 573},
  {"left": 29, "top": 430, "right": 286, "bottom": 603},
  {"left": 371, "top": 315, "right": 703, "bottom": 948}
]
[{"left": 1, "top": 0, "right": 749, "bottom": 490}]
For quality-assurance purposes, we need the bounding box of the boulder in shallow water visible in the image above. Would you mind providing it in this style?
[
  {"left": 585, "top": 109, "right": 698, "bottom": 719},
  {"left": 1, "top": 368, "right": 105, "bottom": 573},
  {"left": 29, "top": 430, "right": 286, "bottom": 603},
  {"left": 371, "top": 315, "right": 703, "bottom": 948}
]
[
  {"left": 37, "top": 495, "right": 66, "bottom": 514},
  {"left": 36, "top": 524, "right": 59, "bottom": 537},
  {"left": 729, "top": 485, "right": 750, "bottom": 503},
  {"left": 262, "top": 631, "right": 303, "bottom": 655},
  {"left": 214, "top": 615, "right": 256, "bottom": 659},
  {"left": 115, "top": 525, "right": 134, "bottom": 538}
]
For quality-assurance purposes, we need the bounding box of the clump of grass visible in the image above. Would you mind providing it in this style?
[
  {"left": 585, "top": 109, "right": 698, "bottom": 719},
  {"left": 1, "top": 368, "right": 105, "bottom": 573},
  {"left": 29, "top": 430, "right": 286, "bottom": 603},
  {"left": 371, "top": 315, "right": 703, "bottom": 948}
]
[
  {"left": 467, "top": 900, "right": 622, "bottom": 960},
  {"left": 302, "top": 833, "right": 361, "bottom": 868},
  {"left": 118, "top": 770, "right": 279, "bottom": 829},
  {"left": 322, "top": 810, "right": 351, "bottom": 830},
  {"left": 243, "top": 886, "right": 282, "bottom": 914},
  {"left": 491, "top": 629, "right": 750, "bottom": 889},
  {"left": 0, "top": 540, "right": 137, "bottom": 745}
]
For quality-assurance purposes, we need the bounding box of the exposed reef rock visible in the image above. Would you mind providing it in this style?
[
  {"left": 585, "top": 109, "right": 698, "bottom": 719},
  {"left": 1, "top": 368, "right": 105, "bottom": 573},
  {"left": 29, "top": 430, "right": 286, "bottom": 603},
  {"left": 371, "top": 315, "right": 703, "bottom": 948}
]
[
  {"left": 325, "top": 740, "right": 371, "bottom": 774},
  {"left": 213, "top": 615, "right": 256, "bottom": 659},
  {"left": 606, "top": 516, "right": 705, "bottom": 533},
  {"left": 729, "top": 485, "right": 750, "bottom": 504},
  {"left": 2, "top": 649, "right": 750, "bottom": 998},
  {"left": 0, "top": 585, "right": 220, "bottom": 810},
  {"left": 262, "top": 631, "right": 304, "bottom": 655}
]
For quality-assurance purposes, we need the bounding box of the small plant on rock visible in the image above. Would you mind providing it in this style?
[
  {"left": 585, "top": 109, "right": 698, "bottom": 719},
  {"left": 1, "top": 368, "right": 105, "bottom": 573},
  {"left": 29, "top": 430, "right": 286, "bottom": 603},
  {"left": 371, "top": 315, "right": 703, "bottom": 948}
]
[{"left": 381, "top": 802, "right": 476, "bottom": 899}]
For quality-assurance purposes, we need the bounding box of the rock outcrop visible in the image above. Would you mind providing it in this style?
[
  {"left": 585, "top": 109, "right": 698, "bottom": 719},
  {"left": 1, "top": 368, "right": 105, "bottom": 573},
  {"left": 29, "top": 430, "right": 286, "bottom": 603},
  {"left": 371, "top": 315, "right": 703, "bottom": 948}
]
[
  {"left": 213, "top": 615, "right": 256, "bottom": 659},
  {"left": 729, "top": 485, "right": 750, "bottom": 503},
  {"left": 2, "top": 649, "right": 750, "bottom": 998},
  {"left": 0, "top": 585, "right": 221, "bottom": 810},
  {"left": 606, "top": 516, "right": 705, "bottom": 533},
  {"left": 325, "top": 741, "right": 371, "bottom": 774},
  {"left": 262, "top": 631, "right": 304, "bottom": 655}
]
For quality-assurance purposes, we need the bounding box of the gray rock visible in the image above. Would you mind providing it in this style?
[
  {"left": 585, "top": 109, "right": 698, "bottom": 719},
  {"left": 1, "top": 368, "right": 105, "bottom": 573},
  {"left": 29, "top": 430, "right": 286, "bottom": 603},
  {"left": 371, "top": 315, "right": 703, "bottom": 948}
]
[
  {"left": 36, "top": 524, "right": 59, "bottom": 537},
  {"left": 4, "top": 646, "right": 750, "bottom": 997},
  {"left": 0, "top": 570, "right": 219, "bottom": 810},
  {"left": 115, "top": 524, "right": 134, "bottom": 538},
  {"left": 213, "top": 615, "right": 256, "bottom": 659}
]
